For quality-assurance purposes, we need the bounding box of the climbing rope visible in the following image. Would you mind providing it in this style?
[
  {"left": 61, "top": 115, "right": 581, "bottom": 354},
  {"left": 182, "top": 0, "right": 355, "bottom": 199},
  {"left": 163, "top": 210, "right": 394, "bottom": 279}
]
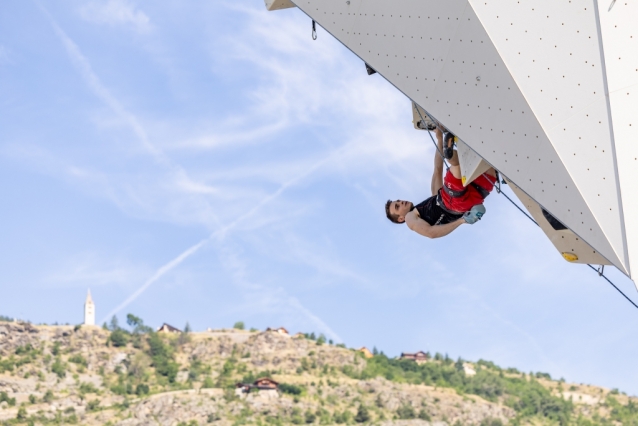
[{"left": 413, "top": 103, "right": 638, "bottom": 310}]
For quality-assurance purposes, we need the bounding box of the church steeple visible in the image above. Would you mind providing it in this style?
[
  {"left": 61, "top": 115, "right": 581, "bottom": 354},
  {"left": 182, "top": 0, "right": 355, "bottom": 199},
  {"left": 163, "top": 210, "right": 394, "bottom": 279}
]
[{"left": 84, "top": 289, "right": 95, "bottom": 326}]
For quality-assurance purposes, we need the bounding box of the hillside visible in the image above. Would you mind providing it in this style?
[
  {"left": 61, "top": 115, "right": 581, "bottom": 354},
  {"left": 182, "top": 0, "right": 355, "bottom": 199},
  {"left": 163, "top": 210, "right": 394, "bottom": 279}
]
[{"left": 0, "top": 321, "right": 636, "bottom": 426}]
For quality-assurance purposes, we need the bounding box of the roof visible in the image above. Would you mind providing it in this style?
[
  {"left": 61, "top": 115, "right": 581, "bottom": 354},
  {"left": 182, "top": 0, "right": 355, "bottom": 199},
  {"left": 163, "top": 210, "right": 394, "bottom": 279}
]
[
  {"left": 266, "top": 327, "right": 289, "bottom": 334},
  {"left": 157, "top": 323, "right": 181, "bottom": 333},
  {"left": 254, "top": 377, "right": 279, "bottom": 386}
]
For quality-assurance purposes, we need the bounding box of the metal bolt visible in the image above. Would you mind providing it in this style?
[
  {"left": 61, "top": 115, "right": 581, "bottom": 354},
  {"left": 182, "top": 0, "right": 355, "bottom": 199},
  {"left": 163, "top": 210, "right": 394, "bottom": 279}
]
[
  {"left": 476, "top": 76, "right": 481, "bottom": 81},
  {"left": 346, "top": 1, "right": 350, "bottom": 4}
]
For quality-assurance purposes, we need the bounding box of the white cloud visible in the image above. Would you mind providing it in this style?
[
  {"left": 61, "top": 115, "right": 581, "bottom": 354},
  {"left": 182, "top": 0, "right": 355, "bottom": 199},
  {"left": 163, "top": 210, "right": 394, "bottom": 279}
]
[
  {"left": 79, "top": 0, "right": 151, "bottom": 33},
  {"left": 47, "top": 253, "right": 150, "bottom": 289}
]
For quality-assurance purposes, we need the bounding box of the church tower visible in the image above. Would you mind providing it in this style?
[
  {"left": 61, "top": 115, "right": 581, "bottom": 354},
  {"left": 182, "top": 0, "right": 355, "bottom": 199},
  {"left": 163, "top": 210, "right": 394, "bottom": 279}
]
[{"left": 84, "top": 289, "right": 95, "bottom": 326}]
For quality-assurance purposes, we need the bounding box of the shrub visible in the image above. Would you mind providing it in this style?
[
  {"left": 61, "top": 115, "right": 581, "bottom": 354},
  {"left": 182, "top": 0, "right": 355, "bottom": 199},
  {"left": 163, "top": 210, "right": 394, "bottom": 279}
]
[
  {"left": 79, "top": 382, "right": 99, "bottom": 395},
  {"left": 304, "top": 409, "right": 316, "bottom": 424},
  {"left": 233, "top": 321, "right": 245, "bottom": 330},
  {"left": 135, "top": 384, "right": 150, "bottom": 396},
  {"left": 109, "top": 329, "right": 129, "bottom": 347},
  {"left": 28, "top": 394, "right": 37, "bottom": 404},
  {"left": 0, "top": 391, "right": 16, "bottom": 406},
  {"left": 16, "top": 406, "right": 27, "bottom": 420},
  {"left": 42, "top": 390, "right": 54, "bottom": 403},
  {"left": 418, "top": 409, "right": 431, "bottom": 421},
  {"left": 86, "top": 399, "right": 101, "bottom": 412},
  {"left": 279, "top": 383, "right": 303, "bottom": 395},
  {"left": 0, "top": 357, "right": 15, "bottom": 373},
  {"left": 333, "top": 410, "right": 352, "bottom": 424},
  {"left": 69, "top": 354, "right": 88, "bottom": 367},
  {"left": 355, "top": 404, "right": 371, "bottom": 423},
  {"left": 15, "top": 344, "right": 34, "bottom": 355},
  {"left": 201, "top": 377, "right": 215, "bottom": 389},
  {"left": 480, "top": 418, "right": 504, "bottom": 426},
  {"left": 396, "top": 404, "right": 416, "bottom": 419},
  {"left": 51, "top": 358, "right": 67, "bottom": 378}
]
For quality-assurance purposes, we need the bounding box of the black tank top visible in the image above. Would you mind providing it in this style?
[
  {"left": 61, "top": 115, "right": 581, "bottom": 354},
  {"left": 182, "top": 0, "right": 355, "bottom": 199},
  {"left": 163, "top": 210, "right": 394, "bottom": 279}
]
[{"left": 413, "top": 194, "right": 463, "bottom": 226}]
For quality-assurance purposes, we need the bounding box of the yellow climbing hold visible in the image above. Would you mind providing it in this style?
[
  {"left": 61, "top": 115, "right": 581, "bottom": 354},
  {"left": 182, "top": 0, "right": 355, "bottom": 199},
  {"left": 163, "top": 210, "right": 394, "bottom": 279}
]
[
  {"left": 462, "top": 176, "right": 467, "bottom": 185},
  {"left": 562, "top": 252, "right": 579, "bottom": 262}
]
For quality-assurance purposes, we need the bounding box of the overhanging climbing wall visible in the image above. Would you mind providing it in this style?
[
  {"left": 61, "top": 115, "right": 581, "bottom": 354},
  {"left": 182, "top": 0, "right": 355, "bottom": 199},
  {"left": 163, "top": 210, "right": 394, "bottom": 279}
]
[{"left": 266, "top": 0, "right": 637, "bottom": 282}]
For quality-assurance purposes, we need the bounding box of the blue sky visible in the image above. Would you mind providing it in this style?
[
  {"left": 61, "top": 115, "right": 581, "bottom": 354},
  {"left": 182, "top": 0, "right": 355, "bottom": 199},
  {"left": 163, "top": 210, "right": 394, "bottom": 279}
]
[{"left": 1, "top": 0, "right": 638, "bottom": 395}]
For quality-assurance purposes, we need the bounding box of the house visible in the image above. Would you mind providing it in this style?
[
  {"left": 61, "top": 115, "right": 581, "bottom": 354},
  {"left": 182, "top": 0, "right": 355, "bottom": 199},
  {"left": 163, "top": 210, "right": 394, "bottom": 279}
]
[
  {"left": 400, "top": 351, "right": 429, "bottom": 364},
  {"left": 357, "top": 347, "right": 374, "bottom": 359},
  {"left": 254, "top": 377, "right": 279, "bottom": 390},
  {"left": 235, "top": 383, "right": 252, "bottom": 395},
  {"left": 463, "top": 363, "right": 477, "bottom": 376},
  {"left": 266, "top": 327, "right": 289, "bottom": 336},
  {"left": 292, "top": 332, "right": 305, "bottom": 339},
  {"left": 157, "top": 323, "right": 181, "bottom": 333}
]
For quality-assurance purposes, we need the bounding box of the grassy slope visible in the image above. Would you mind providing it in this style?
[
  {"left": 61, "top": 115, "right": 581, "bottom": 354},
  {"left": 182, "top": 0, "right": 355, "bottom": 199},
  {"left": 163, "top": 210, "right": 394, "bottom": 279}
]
[{"left": 0, "top": 322, "right": 636, "bottom": 426}]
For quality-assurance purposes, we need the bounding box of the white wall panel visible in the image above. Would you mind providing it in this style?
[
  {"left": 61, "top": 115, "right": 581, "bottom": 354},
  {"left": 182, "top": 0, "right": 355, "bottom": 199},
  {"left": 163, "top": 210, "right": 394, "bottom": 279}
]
[
  {"left": 598, "top": 0, "right": 638, "bottom": 280},
  {"left": 467, "top": 0, "right": 627, "bottom": 271},
  {"left": 265, "top": 0, "right": 295, "bottom": 11},
  {"left": 456, "top": 140, "right": 491, "bottom": 186},
  {"left": 290, "top": 0, "right": 632, "bottom": 276},
  {"left": 506, "top": 179, "right": 611, "bottom": 266}
]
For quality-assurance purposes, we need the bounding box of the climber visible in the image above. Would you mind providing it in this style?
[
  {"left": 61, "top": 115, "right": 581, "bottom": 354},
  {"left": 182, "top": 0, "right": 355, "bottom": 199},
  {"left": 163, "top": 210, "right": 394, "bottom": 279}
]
[{"left": 385, "top": 128, "right": 497, "bottom": 238}]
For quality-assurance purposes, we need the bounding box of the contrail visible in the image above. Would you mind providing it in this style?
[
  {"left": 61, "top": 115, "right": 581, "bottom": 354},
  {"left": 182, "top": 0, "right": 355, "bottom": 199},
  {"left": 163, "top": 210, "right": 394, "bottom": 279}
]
[
  {"left": 101, "top": 141, "right": 355, "bottom": 323},
  {"left": 287, "top": 296, "right": 343, "bottom": 343},
  {"left": 44, "top": 12, "right": 164, "bottom": 163},
  {"left": 101, "top": 239, "right": 208, "bottom": 322},
  {"left": 41, "top": 4, "right": 355, "bottom": 332}
]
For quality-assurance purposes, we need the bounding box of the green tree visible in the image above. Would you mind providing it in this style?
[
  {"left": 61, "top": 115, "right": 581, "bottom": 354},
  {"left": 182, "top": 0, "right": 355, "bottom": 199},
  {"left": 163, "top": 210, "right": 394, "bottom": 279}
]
[
  {"left": 109, "top": 329, "right": 129, "bottom": 347},
  {"left": 233, "top": 321, "right": 245, "bottom": 330},
  {"left": 316, "top": 334, "right": 326, "bottom": 345},
  {"left": 109, "top": 315, "right": 119, "bottom": 331},
  {"left": 147, "top": 333, "right": 179, "bottom": 382},
  {"left": 16, "top": 406, "right": 27, "bottom": 420},
  {"left": 184, "top": 322, "right": 192, "bottom": 333},
  {"left": 304, "top": 409, "right": 316, "bottom": 424},
  {"left": 135, "top": 384, "right": 150, "bottom": 396},
  {"left": 355, "top": 404, "right": 371, "bottom": 423}
]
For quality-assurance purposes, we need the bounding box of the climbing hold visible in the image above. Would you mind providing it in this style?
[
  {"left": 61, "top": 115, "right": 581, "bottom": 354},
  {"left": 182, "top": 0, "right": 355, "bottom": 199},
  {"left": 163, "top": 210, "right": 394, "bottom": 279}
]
[{"left": 562, "top": 252, "right": 579, "bottom": 262}]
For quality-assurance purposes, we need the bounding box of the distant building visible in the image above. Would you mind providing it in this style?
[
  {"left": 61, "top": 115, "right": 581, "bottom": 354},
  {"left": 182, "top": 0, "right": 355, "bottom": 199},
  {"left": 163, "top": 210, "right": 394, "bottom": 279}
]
[
  {"left": 400, "top": 351, "right": 429, "bottom": 364},
  {"left": 235, "top": 383, "right": 252, "bottom": 395},
  {"left": 266, "top": 327, "right": 289, "bottom": 336},
  {"left": 358, "top": 347, "right": 374, "bottom": 358},
  {"left": 235, "top": 378, "right": 279, "bottom": 395},
  {"left": 157, "top": 323, "right": 181, "bottom": 333},
  {"left": 84, "top": 290, "right": 95, "bottom": 326},
  {"left": 253, "top": 377, "right": 279, "bottom": 390},
  {"left": 292, "top": 332, "right": 305, "bottom": 339},
  {"left": 463, "top": 363, "right": 477, "bottom": 376}
]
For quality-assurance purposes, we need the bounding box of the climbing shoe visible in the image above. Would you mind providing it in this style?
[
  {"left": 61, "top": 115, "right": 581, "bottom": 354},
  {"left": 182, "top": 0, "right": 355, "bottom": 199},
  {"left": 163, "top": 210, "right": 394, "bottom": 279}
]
[{"left": 443, "top": 132, "right": 456, "bottom": 159}]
